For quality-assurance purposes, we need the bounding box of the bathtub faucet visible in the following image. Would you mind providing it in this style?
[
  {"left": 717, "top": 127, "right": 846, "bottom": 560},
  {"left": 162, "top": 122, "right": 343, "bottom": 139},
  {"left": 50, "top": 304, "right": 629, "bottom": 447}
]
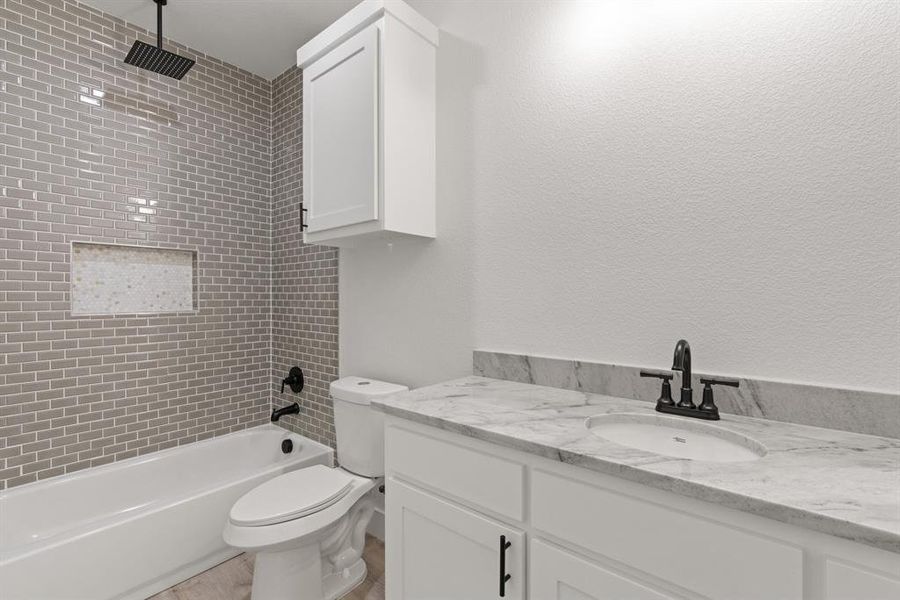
[{"left": 271, "top": 402, "right": 300, "bottom": 422}]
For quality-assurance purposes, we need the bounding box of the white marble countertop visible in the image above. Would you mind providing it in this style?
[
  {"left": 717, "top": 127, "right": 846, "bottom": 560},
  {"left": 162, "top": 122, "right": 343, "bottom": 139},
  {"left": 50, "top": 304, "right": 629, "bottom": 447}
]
[{"left": 372, "top": 376, "right": 900, "bottom": 553}]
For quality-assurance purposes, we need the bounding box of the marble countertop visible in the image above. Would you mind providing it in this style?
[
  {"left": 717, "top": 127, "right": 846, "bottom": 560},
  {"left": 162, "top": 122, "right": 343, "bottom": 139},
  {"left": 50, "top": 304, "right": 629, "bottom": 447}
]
[{"left": 372, "top": 377, "right": 900, "bottom": 553}]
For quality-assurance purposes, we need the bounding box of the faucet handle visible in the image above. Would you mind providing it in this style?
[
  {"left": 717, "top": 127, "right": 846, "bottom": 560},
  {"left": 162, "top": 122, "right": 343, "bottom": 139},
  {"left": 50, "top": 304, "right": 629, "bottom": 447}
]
[
  {"left": 639, "top": 370, "right": 674, "bottom": 381},
  {"left": 281, "top": 366, "right": 305, "bottom": 394},
  {"left": 698, "top": 377, "right": 740, "bottom": 416},
  {"left": 640, "top": 370, "right": 675, "bottom": 407},
  {"left": 699, "top": 377, "right": 740, "bottom": 388}
]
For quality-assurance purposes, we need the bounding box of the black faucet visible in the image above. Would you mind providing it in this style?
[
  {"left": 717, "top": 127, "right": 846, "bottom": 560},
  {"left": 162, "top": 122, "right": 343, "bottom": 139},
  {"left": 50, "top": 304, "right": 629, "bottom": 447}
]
[
  {"left": 641, "top": 339, "right": 740, "bottom": 421},
  {"left": 671, "top": 339, "right": 694, "bottom": 409},
  {"left": 271, "top": 402, "right": 300, "bottom": 422}
]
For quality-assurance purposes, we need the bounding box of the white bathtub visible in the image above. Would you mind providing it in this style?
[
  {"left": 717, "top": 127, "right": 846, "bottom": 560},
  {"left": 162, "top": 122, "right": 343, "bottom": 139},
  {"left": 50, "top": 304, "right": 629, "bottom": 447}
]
[{"left": 0, "top": 424, "right": 332, "bottom": 600}]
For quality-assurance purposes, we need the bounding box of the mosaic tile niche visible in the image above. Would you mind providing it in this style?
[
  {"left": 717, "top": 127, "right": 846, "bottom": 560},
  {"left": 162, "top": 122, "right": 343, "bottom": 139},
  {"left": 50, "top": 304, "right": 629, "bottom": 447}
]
[{"left": 71, "top": 243, "right": 197, "bottom": 315}]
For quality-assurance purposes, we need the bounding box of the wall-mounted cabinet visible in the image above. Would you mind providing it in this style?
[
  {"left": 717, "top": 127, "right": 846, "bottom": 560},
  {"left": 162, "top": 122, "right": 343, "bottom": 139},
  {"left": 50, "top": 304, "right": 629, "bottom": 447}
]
[{"left": 298, "top": 0, "right": 437, "bottom": 248}]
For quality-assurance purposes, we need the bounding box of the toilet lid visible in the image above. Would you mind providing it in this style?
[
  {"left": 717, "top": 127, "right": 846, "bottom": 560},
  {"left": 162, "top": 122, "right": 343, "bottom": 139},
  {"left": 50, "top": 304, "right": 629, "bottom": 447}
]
[{"left": 229, "top": 465, "right": 355, "bottom": 527}]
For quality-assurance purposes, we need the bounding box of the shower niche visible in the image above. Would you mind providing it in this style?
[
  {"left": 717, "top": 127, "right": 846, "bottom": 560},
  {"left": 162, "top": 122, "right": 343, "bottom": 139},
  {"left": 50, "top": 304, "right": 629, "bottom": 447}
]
[{"left": 70, "top": 242, "right": 197, "bottom": 316}]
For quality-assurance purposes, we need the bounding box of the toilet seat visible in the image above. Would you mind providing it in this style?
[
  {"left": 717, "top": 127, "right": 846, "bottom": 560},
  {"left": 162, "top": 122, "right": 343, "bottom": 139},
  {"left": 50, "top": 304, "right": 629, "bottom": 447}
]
[
  {"left": 230, "top": 466, "right": 355, "bottom": 527},
  {"left": 224, "top": 466, "right": 377, "bottom": 553}
]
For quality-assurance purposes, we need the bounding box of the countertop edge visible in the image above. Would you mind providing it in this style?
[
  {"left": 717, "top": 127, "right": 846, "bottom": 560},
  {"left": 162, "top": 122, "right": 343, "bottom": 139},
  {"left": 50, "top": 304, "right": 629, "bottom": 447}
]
[{"left": 372, "top": 400, "right": 900, "bottom": 555}]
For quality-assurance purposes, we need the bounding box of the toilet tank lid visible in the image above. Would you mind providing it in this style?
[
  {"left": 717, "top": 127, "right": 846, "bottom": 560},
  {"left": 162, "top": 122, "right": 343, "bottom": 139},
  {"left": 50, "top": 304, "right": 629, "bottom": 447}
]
[{"left": 331, "top": 376, "right": 408, "bottom": 405}]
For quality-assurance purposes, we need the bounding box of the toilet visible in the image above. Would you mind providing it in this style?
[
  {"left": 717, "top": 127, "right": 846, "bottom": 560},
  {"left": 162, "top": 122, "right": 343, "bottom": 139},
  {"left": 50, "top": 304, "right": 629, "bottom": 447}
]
[{"left": 224, "top": 376, "right": 407, "bottom": 600}]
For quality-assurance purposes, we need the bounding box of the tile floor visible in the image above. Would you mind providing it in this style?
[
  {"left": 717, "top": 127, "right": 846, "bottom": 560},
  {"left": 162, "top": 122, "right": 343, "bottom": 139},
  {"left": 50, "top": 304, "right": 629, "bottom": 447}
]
[{"left": 149, "top": 536, "right": 385, "bottom": 600}]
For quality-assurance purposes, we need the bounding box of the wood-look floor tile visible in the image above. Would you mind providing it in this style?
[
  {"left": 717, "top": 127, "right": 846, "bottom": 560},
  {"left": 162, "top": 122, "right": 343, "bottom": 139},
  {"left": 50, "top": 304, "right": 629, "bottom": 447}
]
[
  {"left": 149, "top": 536, "right": 384, "bottom": 600},
  {"left": 344, "top": 536, "right": 386, "bottom": 600}
]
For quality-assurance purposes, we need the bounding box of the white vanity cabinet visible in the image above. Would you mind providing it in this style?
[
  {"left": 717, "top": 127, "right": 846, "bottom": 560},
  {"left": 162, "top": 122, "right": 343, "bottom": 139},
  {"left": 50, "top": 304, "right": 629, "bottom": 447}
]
[
  {"left": 530, "top": 539, "right": 676, "bottom": 600},
  {"left": 824, "top": 559, "right": 900, "bottom": 600},
  {"left": 388, "top": 481, "right": 525, "bottom": 600},
  {"left": 297, "top": 0, "right": 437, "bottom": 248},
  {"left": 384, "top": 418, "right": 900, "bottom": 600}
]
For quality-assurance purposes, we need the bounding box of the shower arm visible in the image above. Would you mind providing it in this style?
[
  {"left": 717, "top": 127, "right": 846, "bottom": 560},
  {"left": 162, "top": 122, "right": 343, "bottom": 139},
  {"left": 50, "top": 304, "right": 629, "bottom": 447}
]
[{"left": 156, "top": 0, "right": 165, "bottom": 49}]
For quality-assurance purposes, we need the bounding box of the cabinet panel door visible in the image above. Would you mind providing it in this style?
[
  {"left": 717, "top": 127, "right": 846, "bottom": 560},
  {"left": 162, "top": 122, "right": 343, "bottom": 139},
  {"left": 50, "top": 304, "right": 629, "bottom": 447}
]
[
  {"left": 386, "top": 425, "right": 525, "bottom": 521},
  {"left": 530, "top": 539, "right": 676, "bottom": 600},
  {"left": 532, "top": 469, "right": 802, "bottom": 599},
  {"left": 303, "top": 23, "right": 379, "bottom": 233},
  {"left": 825, "top": 559, "right": 900, "bottom": 600},
  {"left": 386, "top": 479, "right": 524, "bottom": 600}
]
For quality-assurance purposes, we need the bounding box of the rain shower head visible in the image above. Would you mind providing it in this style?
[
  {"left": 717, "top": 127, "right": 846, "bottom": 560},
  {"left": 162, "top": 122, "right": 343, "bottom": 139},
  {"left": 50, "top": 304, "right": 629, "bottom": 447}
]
[
  {"left": 124, "top": 0, "right": 194, "bottom": 80},
  {"left": 124, "top": 40, "right": 194, "bottom": 80}
]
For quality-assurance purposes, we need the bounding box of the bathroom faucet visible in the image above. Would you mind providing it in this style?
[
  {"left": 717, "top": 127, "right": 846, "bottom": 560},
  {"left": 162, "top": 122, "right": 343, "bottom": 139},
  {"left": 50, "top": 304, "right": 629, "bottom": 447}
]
[
  {"left": 671, "top": 339, "right": 694, "bottom": 408},
  {"left": 642, "top": 339, "right": 740, "bottom": 421}
]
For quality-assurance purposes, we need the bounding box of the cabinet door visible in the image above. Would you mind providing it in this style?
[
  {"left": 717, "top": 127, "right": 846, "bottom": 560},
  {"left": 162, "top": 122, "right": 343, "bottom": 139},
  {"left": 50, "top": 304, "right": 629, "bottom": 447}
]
[
  {"left": 825, "top": 559, "right": 900, "bottom": 600},
  {"left": 386, "top": 479, "right": 524, "bottom": 600},
  {"left": 530, "top": 539, "right": 676, "bottom": 600},
  {"left": 303, "top": 22, "right": 379, "bottom": 233}
]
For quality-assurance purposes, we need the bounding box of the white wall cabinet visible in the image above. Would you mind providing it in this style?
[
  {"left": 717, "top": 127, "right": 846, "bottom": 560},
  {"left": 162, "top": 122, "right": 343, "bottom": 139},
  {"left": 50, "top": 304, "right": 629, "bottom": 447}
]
[
  {"left": 298, "top": 0, "right": 437, "bottom": 248},
  {"left": 384, "top": 418, "right": 900, "bottom": 600},
  {"left": 302, "top": 24, "right": 379, "bottom": 234}
]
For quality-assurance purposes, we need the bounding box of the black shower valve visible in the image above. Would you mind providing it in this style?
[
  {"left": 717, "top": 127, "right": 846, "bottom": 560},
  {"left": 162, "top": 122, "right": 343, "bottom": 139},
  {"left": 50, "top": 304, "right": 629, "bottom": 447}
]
[{"left": 281, "top": 366, "right": 305, "bottom": 394}]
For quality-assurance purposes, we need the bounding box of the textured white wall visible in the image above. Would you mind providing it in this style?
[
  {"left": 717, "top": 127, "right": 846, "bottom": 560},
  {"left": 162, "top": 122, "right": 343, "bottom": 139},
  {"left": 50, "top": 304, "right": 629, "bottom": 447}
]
[{"left": 340, "top": 0, "right": 900, "bottom": 393}]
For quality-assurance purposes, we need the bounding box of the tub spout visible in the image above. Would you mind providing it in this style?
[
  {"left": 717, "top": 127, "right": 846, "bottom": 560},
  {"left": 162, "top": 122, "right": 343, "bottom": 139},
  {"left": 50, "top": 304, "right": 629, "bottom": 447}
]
[{"left": 271, "top": 402, "right": 300, "bottom": 422}]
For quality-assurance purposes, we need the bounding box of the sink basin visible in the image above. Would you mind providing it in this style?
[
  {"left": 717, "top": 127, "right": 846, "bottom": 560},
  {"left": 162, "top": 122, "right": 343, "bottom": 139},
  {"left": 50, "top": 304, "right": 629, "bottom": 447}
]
[{"left": 585, "top": 413, "right": 767, "bottom": 463}]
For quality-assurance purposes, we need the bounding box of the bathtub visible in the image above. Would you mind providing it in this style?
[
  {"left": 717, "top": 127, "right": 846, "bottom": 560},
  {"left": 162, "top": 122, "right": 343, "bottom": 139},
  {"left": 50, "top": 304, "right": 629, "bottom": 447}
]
[{"left": 0, "top": 424, "right": 332, "bottom": 600}]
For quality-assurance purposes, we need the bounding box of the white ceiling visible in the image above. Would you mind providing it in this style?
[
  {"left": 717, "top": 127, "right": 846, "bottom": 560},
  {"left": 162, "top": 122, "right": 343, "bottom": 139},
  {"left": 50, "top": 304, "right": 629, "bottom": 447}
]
[{"left": 81, "top": 0, "right": 360, "bottom": 79}]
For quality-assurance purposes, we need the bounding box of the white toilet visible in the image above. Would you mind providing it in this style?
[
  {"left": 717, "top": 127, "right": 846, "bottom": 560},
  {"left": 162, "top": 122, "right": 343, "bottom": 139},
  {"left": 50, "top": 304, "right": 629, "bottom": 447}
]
[{"left": 224, "top": 376, "right": 407, "bottom": 600}]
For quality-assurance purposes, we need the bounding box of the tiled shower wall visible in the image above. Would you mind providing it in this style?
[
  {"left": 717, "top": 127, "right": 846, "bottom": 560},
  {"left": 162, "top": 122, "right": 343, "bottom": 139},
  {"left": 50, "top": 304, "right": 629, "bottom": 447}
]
[
  {"left": 0, "top": 0, "right": 273, "bottom": 489},
  {"left": 270, "top": 66, "right": 339, "bottom": 447}
]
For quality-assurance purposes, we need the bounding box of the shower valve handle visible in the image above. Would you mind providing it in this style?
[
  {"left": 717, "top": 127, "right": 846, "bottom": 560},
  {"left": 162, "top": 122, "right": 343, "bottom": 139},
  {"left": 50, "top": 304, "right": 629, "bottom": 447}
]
[{"left": 281, "top": 366, "right": 305, "bottom": 394}]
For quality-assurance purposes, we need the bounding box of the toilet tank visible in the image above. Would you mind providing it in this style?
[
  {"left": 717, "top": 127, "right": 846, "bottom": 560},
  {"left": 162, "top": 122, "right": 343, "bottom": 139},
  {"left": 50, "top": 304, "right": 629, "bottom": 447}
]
[{"left": 330, "top": 376, "right": 408, "bottom": 477}]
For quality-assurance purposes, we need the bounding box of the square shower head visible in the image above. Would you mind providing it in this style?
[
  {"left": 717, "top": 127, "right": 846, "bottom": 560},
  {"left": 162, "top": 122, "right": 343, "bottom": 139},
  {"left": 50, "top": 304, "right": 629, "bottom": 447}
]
[{"left": 124, "top": 39, "right": 195, "bottom": 80}]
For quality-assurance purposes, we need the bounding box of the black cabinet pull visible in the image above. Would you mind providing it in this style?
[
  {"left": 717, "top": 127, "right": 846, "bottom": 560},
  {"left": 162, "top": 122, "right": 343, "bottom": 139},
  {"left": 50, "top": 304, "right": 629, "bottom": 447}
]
[
  {"left": 300, "top": 203, "right": 308, "bottom": 230},
  {"left": 499, "top": 535, "right": 512, "bottom": 597}
]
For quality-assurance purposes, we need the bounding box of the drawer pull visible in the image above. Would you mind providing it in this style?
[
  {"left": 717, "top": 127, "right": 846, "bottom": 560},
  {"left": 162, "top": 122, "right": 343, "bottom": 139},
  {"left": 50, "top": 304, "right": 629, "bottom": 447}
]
[{"left": 499, "top": 535, "right": 512, "bottom": 597}]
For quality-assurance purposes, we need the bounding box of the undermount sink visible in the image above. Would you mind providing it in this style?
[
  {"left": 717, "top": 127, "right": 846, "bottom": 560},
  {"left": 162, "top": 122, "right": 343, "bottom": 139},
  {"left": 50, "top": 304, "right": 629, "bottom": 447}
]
[{"left": 585, "top": 413, "right": 767, "bottom": 463}]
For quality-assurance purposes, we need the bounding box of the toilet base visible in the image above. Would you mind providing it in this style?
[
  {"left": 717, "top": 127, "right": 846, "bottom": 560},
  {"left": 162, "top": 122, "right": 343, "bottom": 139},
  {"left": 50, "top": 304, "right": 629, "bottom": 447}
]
[
  {"left": 322, "top": 558, "right": 367, "bottom": 600},
  {"left": 251, "top": 545, "right": 367, "bottom": 600}
]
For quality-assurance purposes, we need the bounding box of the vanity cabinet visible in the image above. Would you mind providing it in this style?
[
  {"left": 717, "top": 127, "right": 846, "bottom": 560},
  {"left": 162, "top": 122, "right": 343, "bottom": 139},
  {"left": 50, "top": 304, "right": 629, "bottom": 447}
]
[
  {"left": 531, "top": 469, "right": 802, "bottom": 599},
  {"left": 824, "top": 559, "right": 900, "bottom": 600},
  {"left": 530, "top": 539, "right": 675, "bottom": 600},
  {"left": 388, "top": 481, "right": 524, "bottom": 600},
  {"left": 297, "top": 0, "right": 437, "bottom": 248},
  {"left": 384, "top": 418, "right": 900, "bottom": 600}
]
